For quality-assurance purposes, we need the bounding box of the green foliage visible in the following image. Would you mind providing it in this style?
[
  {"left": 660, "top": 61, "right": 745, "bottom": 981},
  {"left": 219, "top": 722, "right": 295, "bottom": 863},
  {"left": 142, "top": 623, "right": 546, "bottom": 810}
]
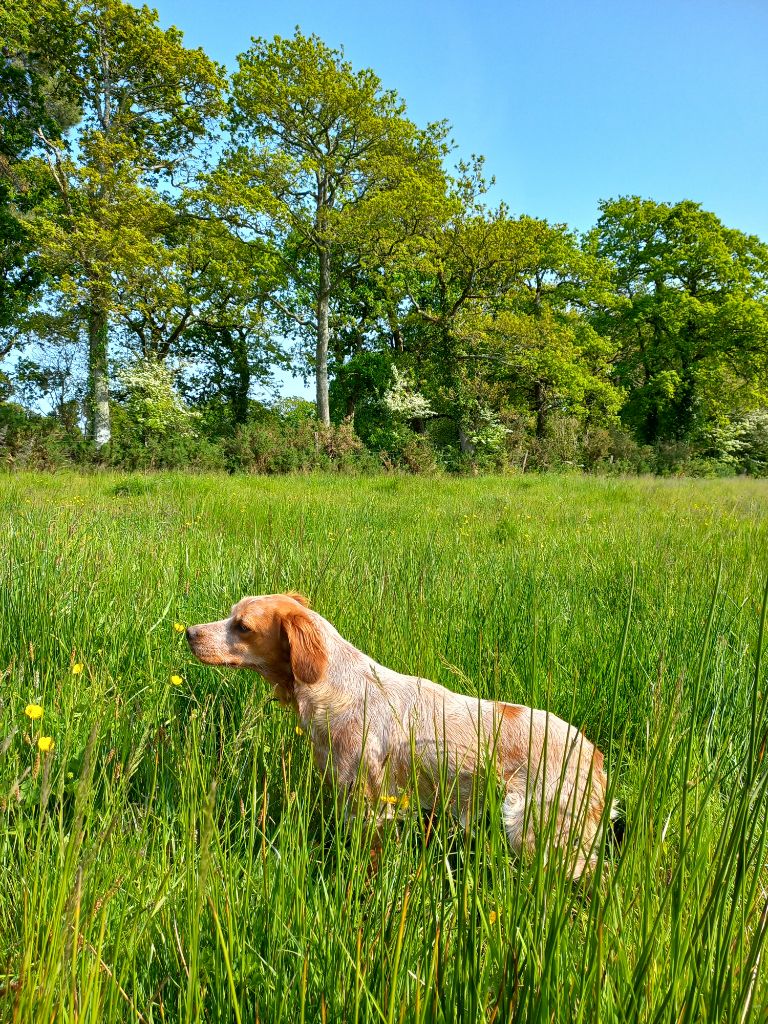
[
  {"left": 116, "top": 358, "right": 198, "bottom": 437},
  {"left": 596, "top": 196, "right": 768, "bottom": 444},
  {"left": 328, "top": 350, "right": 394, "bottom": 426},
  {"left": 0, "top": 400, "right": 84, "bottom": 467},
  {"left": 0, "top": 0, "right": 80, "bottom": 346},
  {"left": 223, "top": 414, "right": 378, "bottom": 474},
  {"left": 0, "top": 9, "right": 767, "bottom": 475},
  {"left": 217, "top": 28, "right": 449, "bottom": 423},
  {"left": 9, "top": 0, "right": 225, "bottom": 442}
]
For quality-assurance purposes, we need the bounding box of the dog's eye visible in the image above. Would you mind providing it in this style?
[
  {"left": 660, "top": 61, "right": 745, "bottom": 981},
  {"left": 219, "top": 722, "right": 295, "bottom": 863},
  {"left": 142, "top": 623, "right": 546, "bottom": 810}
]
[{"left": 234, "top": 620, "right": 251, "bottom": 635}]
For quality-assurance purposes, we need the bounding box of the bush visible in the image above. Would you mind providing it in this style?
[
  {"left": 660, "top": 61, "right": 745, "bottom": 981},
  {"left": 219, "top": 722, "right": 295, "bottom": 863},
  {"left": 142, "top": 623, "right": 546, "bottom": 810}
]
[
  {"left": 108, "top": 405, "right": 227, "bottom": 471},
  {"left": 0, "top": 403, "right": 85, "bottom": 469},
  {"left": 736, "top": 410, "right": 768, "bottom": 476},
  {"left": 398, "top": 434, "right": 444, "bottom": 475},
  {"left": 3, "top": 387, "right": 768, "bottom": 478},
  {"left": 223, "top": 416, "right": 379, "bottom": 474}
]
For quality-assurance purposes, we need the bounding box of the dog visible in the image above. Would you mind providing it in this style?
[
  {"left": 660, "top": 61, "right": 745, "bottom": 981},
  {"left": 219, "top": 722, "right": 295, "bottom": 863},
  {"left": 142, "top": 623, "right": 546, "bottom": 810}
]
[{"left": 186, "top": 592, "right": 610, "bottom": 878}]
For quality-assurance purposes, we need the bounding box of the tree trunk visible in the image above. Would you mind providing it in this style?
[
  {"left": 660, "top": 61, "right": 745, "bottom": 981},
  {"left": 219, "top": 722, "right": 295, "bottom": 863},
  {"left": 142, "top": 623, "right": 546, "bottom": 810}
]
[
  {"left": 316, "top": 243, "right": 331, "bottom": 426},
  {"left": 87, "top": 297, "right": 111, "bottom": 447},
  {"left": 459, "top": 426, "right": 475, "bottom": 455},
  {"left": 534, "top": 380, "right": 547, "bottom": 439},
  {"left": 230, "top": 329, "right": 251, "bottom": 425},
  {"left": 387, "top": 308, "right": 404, "bottom": 353}
]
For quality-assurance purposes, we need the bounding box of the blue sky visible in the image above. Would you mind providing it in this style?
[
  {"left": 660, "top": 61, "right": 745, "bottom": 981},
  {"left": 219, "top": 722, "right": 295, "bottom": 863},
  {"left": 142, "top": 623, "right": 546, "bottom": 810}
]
[
  {"left": 153, "top": 0, "right": 768, "bottom": 239},
  {"left": 150, "top": 0, "right": 768, "bottom": 397}
]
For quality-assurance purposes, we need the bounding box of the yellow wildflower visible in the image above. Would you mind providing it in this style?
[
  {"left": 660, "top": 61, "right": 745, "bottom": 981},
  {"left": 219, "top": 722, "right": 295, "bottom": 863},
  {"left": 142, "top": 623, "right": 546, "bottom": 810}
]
[
  {"left": 489, "top": 910, "right": 499, "bottom": 926},
  {"left": 24, "top": 704, "right": 43, "bottom": 720},
  {"left": 173, "top": 623, "right": 186, "bottom": 633},
  {"left": 380, "top": 791, "right": 411, "bottom": 808},
  {"left": 295, "top": 724, "right": 304, "bottom": 736},
  {"left": 170, "top": 674, "right": 183, "bottom": 686},
  {"left": 72, "top": 663, "right": 84, "bottom": 675},
  {"left": 38, "top": 736, "right": 54, "bottom": 753}
]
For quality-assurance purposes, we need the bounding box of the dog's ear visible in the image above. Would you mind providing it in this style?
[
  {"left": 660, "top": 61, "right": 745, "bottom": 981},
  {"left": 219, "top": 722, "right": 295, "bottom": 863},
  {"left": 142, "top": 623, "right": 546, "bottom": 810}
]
[
  {"left": 282, "top": 608, "right": 327, "bottom": 684},
  {"left": 285, "top": 592, "right": 310, "bottom": 607}
]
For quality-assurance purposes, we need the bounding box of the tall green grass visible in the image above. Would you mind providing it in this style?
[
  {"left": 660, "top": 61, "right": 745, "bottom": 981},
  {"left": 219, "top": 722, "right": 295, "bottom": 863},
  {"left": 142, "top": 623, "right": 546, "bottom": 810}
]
[{"left": 1, "top": 471, "right": 768, "bottom": 1022}]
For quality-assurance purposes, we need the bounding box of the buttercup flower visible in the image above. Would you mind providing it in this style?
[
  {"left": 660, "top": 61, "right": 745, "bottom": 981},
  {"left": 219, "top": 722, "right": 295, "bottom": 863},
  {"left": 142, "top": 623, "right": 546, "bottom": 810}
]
[
  {"left": 24, "top": 704, "right": 43, "bottom": 720},
  {"left": 295, "top": 725, "right": 304, "bottom": 735},
  {"left": 170, "top": 674, "right": 183, "bottom": 686},
  {"left": 38, "top": 736, "right": 54, "bottom": 753},
  {"left": 72, "top": 663, "right": 83, "bottom": 675},
  {"left": 173, "top": 623, "right": 186, "bottom": 633},
  {"left": 380, "top": 792, "right": 410, "bottom": 809}
]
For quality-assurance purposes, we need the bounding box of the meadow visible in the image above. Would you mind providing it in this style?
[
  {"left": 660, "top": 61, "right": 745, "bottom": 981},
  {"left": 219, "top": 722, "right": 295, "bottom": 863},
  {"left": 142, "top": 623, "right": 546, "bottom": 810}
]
[{"left": 1, "top": 471, "right": 768, "bottom": 1023}]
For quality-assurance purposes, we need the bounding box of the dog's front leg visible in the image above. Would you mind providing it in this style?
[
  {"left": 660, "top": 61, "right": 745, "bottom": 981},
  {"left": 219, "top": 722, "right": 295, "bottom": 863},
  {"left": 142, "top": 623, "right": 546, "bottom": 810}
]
[{"left": 338, "top": 752, "right": 400, "bottom": 874}]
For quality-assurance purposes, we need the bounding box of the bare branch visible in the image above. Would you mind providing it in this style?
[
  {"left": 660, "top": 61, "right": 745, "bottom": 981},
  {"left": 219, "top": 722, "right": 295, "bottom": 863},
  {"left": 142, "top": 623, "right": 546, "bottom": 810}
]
[{"left": 268, "top": 295, "right": 317, "bottom": 331}]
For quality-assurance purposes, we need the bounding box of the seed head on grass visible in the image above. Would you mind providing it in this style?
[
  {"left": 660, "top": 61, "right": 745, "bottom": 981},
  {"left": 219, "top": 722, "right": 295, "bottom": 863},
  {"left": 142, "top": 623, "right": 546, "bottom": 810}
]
[{"left": 24, "top": 704, "right": 43, "bottom": 720}]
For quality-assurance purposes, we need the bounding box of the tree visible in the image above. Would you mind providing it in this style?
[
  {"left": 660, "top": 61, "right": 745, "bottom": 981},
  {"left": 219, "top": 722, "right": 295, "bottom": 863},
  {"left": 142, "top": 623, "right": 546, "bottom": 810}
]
[
  {"left": 178, "top": 322, "right": 284, "bottom": 427},
  {"left": 377, "top": 174, "right": 622, "bottom": 455},
  {"left": 595, "top": 197, "right": 768, "bottom": 444},
  {"left": 474, "top": 217, "right": 621, "bottom": 437},
  {"left": 7, "top": 301, "right": 84, "bottom": 425},
  {"left": 23, "top": 0, "right": 224, "bottom": 445},
  {"left": 113, "top": 209, "right": 266, "bottom": 358},
  {"left": 217, "top": 29, "right": 448, "bottom": 425},
  {"left": 0, "top": 0, "right": 79, "bottom": 354},
  {"left": 109, "top": 205, "right": 286, "bottom": 426}
]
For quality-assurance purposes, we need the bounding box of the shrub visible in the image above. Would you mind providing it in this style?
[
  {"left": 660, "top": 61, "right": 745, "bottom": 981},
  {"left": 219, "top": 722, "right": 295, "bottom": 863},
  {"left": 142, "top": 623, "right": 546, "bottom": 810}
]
[
  {"left": 736, "top": 409, "right": 768, "bottom": 476},
  {"left": 0, "top": 403, "right": 85, "bottom": 469},
  {"left": 223, "top": 416, "right": 378, "bottom": 474}
]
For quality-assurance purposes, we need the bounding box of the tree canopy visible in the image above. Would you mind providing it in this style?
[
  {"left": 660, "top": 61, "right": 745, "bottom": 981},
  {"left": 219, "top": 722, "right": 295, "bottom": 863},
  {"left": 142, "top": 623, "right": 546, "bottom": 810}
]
[{"left": 2, "top": 4, "right": 767, "bottom": 475}]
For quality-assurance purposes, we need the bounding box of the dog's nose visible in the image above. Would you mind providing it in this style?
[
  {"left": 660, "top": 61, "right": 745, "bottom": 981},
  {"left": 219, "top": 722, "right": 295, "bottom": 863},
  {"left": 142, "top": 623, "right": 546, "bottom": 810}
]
[{"left": 186, "top": 626, "right": 197, "bottom": 643}]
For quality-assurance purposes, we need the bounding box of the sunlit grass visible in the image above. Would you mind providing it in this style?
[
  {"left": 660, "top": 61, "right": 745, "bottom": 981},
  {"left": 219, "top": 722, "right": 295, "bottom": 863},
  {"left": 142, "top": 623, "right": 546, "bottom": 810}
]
[{"left": 1, "top": 471, "right": 768, "bottom": 1021}]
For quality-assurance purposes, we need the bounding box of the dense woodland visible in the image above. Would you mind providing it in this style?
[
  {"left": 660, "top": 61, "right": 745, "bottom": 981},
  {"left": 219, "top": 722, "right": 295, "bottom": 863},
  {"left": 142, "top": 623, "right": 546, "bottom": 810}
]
[{"left": 2, "top": 0, "right": 768, "bottom": 474}]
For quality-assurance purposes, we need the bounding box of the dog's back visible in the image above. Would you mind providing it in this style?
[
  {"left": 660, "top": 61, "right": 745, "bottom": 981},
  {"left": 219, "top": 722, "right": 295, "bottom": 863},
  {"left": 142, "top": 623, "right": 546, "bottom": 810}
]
[{"left": 496, "top": 702, "right": 608, "bottom": 877}]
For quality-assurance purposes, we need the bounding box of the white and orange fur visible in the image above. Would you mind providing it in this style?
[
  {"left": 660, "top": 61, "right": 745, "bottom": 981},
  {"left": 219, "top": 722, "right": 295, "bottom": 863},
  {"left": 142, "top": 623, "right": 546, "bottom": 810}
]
[{"left": 187, "top": 593, "right": 610, "bottom": 878}]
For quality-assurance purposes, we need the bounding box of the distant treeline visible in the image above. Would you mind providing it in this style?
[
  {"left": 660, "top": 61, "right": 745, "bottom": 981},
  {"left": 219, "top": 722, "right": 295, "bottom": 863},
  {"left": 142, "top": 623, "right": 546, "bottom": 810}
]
[{"left": 2, "top": 0, "right": 768, "bottom": 474}]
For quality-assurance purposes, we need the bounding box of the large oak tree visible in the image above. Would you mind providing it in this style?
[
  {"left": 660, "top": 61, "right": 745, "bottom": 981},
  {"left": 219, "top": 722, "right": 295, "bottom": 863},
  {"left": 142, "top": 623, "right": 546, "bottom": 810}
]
[
  {"left": 216, "top": 29, "right": 448, "bottom": 425},
  {"left": 24, "top": 0, "right": 224, "bottom": 444},
  {"left": 596, "top": 197, "right": 768, "bottom": 443}
]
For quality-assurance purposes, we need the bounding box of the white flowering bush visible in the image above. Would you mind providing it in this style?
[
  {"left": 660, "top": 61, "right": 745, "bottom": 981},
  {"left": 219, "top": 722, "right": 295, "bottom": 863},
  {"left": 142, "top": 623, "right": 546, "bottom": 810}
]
[
  {"left": 117, "top": 359, "right": 199, "bottom": 439},
  {"left": 738, "top": 409, "right": 768, "bottom": 474},
  {"left": 381, "top": 368, "right": 435, "bottom": 422},
  {"left": 461, "top": 404, "right": 510, "bottom": 465}
]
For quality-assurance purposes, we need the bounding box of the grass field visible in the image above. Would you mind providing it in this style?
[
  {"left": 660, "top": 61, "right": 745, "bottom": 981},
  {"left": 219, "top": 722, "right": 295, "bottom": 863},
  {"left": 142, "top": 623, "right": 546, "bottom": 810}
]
[{"left": 2, "top": 471, "right": 768, "bottom": 1023}]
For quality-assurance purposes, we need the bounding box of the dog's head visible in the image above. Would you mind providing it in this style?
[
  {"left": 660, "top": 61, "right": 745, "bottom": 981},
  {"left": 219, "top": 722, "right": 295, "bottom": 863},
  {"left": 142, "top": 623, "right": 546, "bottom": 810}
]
[{"left": 186, "top": 593, "right": 327, "bottom": 699}]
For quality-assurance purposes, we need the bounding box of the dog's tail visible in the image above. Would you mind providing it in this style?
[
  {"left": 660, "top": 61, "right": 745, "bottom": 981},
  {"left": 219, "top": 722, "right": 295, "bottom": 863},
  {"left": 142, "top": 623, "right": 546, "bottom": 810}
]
[{"left": 607, "top": 798, "right": 625, "bottom": 848}]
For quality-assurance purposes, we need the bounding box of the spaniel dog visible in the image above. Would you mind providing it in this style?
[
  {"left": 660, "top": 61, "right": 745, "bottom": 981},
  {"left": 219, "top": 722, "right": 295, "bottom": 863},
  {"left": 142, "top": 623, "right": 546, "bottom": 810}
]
[{"left": 187, "top": 593, "right": 610, "bottom": 878}]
